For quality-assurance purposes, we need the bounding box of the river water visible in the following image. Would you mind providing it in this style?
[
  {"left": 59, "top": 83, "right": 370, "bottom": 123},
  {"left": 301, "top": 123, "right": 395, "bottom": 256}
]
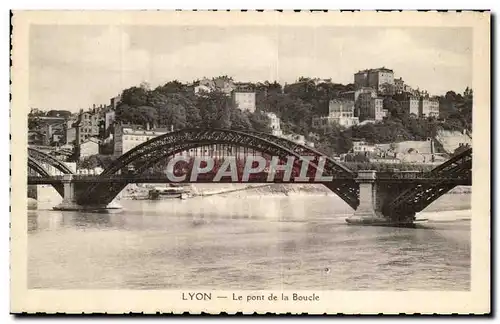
[{"left": 28, "top": 193, "right": 471, "bottom": 290}]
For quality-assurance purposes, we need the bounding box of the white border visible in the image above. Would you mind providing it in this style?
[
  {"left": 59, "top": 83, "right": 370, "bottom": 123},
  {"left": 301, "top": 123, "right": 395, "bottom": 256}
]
[{"left": 3, "top": 1, "right": 497, "bottom": 323}]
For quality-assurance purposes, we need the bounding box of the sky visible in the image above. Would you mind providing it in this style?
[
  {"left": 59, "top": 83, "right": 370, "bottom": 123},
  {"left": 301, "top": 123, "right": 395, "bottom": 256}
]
[{"left": 29, "top": 25, "right": 472, "bottom": 112}]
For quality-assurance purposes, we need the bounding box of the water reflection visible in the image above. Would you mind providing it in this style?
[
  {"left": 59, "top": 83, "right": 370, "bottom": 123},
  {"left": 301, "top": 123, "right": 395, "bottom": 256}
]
[{"left": 72, "top": 213, "right": 113, "bottom": 229}]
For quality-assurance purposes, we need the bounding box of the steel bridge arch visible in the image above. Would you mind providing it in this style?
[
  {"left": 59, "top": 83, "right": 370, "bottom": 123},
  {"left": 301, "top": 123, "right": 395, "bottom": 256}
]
[
  {"left": 28, "top": 156, "right": 51, "bottom": 177},
  {"left": 27, "top": 156, "right": 65, "bottom": 196},
  {"left": 81, "top": 128, "right": 358, "bottom": 208},
  {"left": 383, "top": 148, "right": 472, "bottom": 217},
  {"left": 28, "top": 147, "right": 74, "bottom": 175},
  {"left": 27, "top": 147, "right": 74, "bottom": 196}
]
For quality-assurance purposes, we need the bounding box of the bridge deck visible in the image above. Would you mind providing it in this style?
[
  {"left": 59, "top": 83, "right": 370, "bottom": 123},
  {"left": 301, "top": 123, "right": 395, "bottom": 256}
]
[{"left": 28, "top": 173, "right": 471, "bottom": 186}]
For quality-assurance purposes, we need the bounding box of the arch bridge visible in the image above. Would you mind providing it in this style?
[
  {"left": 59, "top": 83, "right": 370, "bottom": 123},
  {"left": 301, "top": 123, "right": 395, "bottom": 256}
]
[{"left": 27, "top": 128, "right": 472, "bottom": 225}]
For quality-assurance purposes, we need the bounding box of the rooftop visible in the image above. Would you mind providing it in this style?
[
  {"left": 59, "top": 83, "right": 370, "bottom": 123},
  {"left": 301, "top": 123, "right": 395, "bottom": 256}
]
[
  {"left": 356, "top": 67, "right": 394, "bottom": 74},
  {"left": 329, "top": 98, "right": 355, "bottom": 104},
  {"left": 121, "top": 124, "right": 173, "bottom": 134}
]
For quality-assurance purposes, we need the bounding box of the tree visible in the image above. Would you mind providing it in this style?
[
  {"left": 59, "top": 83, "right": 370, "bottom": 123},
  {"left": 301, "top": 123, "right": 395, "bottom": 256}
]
[
  {"left": 46, "top": 110, "right": 72, "bottom": 119},
  {"left": 155, "top": 80, "right": 187, "bottom": 95},
  {"left": 197, "top": 91, "right": 232, "bottom": 129},
  {"left": 383, "top": 97, "right": 405, "bottom": 120},
  {"left": 248, "top": 111, "right": 271, "bottom": 133},
  {"left": 121, "top": 86, "right": 149, "bottom": 107},
  {"left": 78, "top": 154, "right": 116, "bottom": 170},
  {"left": 230, "top": 109, "right": 253, "bottom": 130}
]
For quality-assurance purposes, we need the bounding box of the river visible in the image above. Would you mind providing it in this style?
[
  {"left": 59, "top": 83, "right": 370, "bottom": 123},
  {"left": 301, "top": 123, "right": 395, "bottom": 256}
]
[{"left": 28, "top": 193, "right": 471, "bottom": 290}]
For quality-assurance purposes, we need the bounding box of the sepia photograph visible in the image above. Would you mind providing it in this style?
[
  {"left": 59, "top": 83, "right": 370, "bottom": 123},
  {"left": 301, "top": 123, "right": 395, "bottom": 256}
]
[{"left": 10, "top": 10, "right": 490, "bottom": 314}]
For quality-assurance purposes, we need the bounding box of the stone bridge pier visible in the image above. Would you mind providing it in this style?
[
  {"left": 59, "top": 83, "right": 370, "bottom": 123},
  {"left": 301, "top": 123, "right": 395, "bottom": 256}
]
[
  {"left": 346, "top": 170, "right": 416, "bottom": 226},
  {"left": 53, "top": 174, "right": 120, "bottom": 211}
]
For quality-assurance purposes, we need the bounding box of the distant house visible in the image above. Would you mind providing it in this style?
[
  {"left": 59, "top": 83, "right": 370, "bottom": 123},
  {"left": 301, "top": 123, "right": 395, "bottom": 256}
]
[
  {"left": 80, "top": 137, "right": 100, "bottom": 159},
  {"left": 28, "top": 130, "right": 47, "bottom": 146},
  {"left": 194, "top": 85, "right": 212, "bottom": 96}
]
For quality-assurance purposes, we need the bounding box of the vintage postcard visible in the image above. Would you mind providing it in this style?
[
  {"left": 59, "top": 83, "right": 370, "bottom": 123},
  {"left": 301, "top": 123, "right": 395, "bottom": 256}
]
[{"left": 10, "top": 11, "right": 490, "bottom": 314}]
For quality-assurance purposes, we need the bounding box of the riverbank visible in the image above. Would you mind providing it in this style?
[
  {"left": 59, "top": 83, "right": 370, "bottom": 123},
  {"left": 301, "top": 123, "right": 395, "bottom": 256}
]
[
  {"left": 118, "top": 183, "right": 470, "bottom": 200},
  {"left": 118, "top": 183, "right": 333, "bottom": 200}
]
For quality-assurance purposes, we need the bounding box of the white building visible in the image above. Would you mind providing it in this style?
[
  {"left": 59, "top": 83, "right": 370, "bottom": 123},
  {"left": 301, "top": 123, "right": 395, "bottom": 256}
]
[
  {"left": 312, "top": 99, "right": 359, "bottom": 128},
  {"left": 80, "top": 137, "right": 100, "bottom": 159},
  {"left": 232, "top": 91, "right": 256, "bottom": 112},
  {"left": 401, "top": 95, "right": 420, "bottom": 116},
  {"left": 419, "top": 97, "right": 440, "bottom": 118},
  {"left": 352, "top": 141, "right": 377, "bottom": 154},
  {"left": 194, "top": 85, "right": 212, "bottom": 96},
  {"left": 113, "top": 124, "right": 173, "bottom": 156},
  {"left": 266, "top": 112, "right": 283, "bottom": 137}
]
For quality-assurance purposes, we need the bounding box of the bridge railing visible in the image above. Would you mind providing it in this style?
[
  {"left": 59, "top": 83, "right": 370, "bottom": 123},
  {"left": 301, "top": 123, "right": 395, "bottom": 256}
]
[
  {"left": 28, "top": 170, "right": 463, "bottom": 183},
  {"left": 341, "top": 162, "right": 435, "bottom": 173}
]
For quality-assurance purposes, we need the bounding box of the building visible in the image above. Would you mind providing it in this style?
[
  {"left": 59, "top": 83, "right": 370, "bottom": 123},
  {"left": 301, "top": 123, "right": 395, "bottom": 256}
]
[
  {"left": 64, "top": 116, "right": 77, "bottom": 143},
  {"left": 419, "top": 97, "right": 440, "bottom": 118},
  {"left": 28, "top": 130, "right": 47, "bottom": 146},
  {"left": 194, "top": 84, "right": 212, "bottom": 96},
  {"left": 29, "top": 116, "right": 67, "bottom": 146},
  {"left": 339, "top": 91, "right": 356, "bottom": 101},
  {"left": 354, "top": 87, "right": 377, "bottom": 102},
  {"left": 328, "top": 99, "right": 355, "bottom": 116},
  {"left": 374, "top": 139, "right": 445, "bottom": 164},
  {"left": 354, "top": 67, "right": 395, "bottom": 95},
  {"left": 394, "top": 77, "right": 405, "bottom": 94},
  {"left": 213, "top": 77, "right": 235, "bottom": 96},
  {"left": 104, "top": 110, "right": 116, "bottom": 133},
  {"left": 266, "top": 112, "right": 283, "bottom": 137},
  {"left": 400, "top": 95, "right": 420, "bottom": 116},
  {"left": 113, "top": 124, "right": 173, "bottom": 156},
  {"left": 368, "top": 67, "right": 394, "bottom": 95},
  {"left": 372, "top": 98, "right": 387, "bottom": 121},
  {"left": 234, "top": 82, "right": 255, "bottom": 92},
  {"left": 50, "top": 129, "right": 65, "bottom": 146},
  {"left": 110, "top": 95, "right": 121, "bottom": 110},
  {"left": 311, "top": 78, "right": 332, "bottom": 86},
  {"left": 404, "top": 84, "right": 413, "bottom": 93},
  {"left": 355, "top": 92, "right": 386, "bottom": 121},
  {"left": 352, "top": 141, "right": 377, "bottom": 154},
  {"left": 75, "top": 110, "right": 101, "bottom": 144},
  {"left": 312, "top": 99, "right": 359, "bottom": 128},
  {"left": 354, "top": 70, "right": 369, "bottom": 90},
  {"left": 199, "top": 78, "right": 215, "bottom": 89},
  {"left": 80, "top": 137, "right": 100, "bottom": 159},
  {"left": 232, "top": 91, "right": 256, "bottom": 112}
]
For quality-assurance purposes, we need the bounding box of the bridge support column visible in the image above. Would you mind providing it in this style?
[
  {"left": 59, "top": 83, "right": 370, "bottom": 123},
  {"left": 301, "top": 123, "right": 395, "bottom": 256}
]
[
  {"left": 346, "top": 171, "right": 416, "bottom": 226},
  {"left": 347, "top": 170, "right": 386, "bottom": 225},
  {"left": 53, "top": 174, "right": 79, "bottom": 210},
  {"left": 53, "top": 175, "right": 122, "bottom": 211}
]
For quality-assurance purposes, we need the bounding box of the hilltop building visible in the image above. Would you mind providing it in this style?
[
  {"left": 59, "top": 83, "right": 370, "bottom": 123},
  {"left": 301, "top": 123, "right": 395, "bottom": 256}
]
[
  {"left": 113, "top": 123, "right": 173, "bottom": 156},
  {"left": 266, "top": 112, "right": 283, "bottom": 137},
  {"left": 419, "top": 97, "right": 440, "bottom": 118},
  {"left": 232, "top": 90, "right": 256, "bottom": 113},
  {"left": 400, "top": 94, "right": 420, "bottom": 116},
  {"left": 354, "top": 67, "right": 395, "bottom": 95},
  {"left": 312, "top": 99, "right": 359, "bottom": 128}
]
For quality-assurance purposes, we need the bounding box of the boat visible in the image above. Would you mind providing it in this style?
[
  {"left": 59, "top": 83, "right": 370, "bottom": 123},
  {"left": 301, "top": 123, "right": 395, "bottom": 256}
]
[{"left": 148, "top": 186, "right": 191, "bottom": 200}]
